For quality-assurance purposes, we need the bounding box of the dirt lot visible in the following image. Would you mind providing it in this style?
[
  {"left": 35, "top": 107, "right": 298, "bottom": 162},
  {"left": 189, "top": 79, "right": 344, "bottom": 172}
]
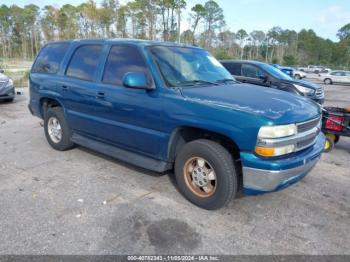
[{"left": 0, "top": 82, "right": 349, "bottom": 255}]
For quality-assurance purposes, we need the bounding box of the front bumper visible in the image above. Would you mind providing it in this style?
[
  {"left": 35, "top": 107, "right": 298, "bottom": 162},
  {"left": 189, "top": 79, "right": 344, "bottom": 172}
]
[
  {"left": 0, "top": 86, "right": 15, "bottom": 101},
  {"left": 241, "top": 133, "right": 325, "bottom": 194}
]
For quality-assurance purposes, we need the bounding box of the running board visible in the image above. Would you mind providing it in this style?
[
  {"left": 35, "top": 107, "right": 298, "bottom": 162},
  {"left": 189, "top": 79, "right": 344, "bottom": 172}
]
[{"left": 71, "top": 133, "right": 172, "bottom": 173}]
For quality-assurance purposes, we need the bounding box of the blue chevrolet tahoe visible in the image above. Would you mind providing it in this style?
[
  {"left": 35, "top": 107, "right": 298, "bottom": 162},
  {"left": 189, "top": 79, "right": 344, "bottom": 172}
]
[{"left": 28, "top": 39, "right": 325, "bottom": 210}]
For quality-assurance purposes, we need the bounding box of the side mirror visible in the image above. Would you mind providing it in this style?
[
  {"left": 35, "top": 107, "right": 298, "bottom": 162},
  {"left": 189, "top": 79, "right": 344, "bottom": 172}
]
[
  {"left": 122, "top": 72, "right": 154, "bottom": 90},
  {"left": 0, "top": 69, "right": 4, "bottom": 74},
  {"left": 259, "top": 75, "right": 268, "bottom": 82}
]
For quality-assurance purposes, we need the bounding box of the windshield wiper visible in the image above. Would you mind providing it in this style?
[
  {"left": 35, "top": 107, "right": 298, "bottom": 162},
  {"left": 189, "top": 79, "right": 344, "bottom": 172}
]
[
  {"left": 178, "top": 80, "right": 220, "bottom": 87},
  {"left": 214, "top": 78, "right": 237, "bottom": 84}
]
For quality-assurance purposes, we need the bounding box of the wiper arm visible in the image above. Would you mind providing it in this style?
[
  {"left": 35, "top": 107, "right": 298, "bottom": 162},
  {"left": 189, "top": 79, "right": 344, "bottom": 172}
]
[
  {"left": 178, "top": 80, "right": 220, "bottom": 87},
  {"left": 214, "top": 78, "right": 237, "bottom": 84}
]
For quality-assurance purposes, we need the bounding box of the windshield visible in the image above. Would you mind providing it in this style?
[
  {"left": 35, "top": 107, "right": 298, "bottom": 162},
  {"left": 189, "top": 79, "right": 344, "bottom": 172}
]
[
  {"left": 149, "top": 46, "right": 234, "bottom": 87},
  {"left": 260, "top": 63, "right": 293, "bottom": 81}
]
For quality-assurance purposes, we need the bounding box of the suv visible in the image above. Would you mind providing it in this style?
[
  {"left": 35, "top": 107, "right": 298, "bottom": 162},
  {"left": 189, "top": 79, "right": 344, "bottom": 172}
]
[
  {"left": 29, "top": 40, "right": 324, "bottom": 210},
  {"left": 0, "top": 69, "right": 15, "bottom": 102},
  {"left": 221, "top": 60, "right": 324, "bottom": 104}
]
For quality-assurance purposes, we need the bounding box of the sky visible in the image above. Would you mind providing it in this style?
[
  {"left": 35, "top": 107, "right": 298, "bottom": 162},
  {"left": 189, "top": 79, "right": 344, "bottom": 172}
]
[{"left": 2, "top": 0, "right": 350, "bottom": 41}]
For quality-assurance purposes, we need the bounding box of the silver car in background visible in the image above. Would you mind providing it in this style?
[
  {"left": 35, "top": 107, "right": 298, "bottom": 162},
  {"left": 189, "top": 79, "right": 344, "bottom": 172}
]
[
  {"left": 322, "top": 71, "right": 350, "bottom": 85},
  {"left": 0, "top": 69, "right": 15, "bottom": 102}
]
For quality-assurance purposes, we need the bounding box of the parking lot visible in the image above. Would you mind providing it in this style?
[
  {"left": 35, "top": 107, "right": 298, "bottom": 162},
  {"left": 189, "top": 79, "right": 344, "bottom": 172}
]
[{"left": 0, "top": 81, "right": 349, "bottom": 255}]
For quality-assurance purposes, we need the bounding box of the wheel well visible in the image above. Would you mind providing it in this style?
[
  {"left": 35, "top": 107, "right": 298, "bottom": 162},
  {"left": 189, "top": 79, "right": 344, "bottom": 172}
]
[
  {"left": 168, "top": 127, "right": 240, "bottom": 162},
  {"left": 168, "top": 126, "right": 243, "bottom": 188},
  {"left": 39, "top": 97, "right": 62, "bottom": 117}
]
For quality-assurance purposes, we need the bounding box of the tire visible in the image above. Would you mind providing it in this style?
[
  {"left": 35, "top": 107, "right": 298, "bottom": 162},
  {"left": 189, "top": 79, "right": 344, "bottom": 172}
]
[
  {"left": 44, "top": 107, "right": 75, "bottom": 151},
  {"left": 324, "top": 135, "right": 334, "bottom": 153},
  {"left": 174, "top": 139, "right": 237, "bottom": 210},
  {"left": 324, "top": 78, "right": 332, "bottom": 85},
  {"left": 334, "top": 135, "right": 340, "bottom": 144},
  {"left": 3, "top": 98, "right": 14, "bottom": 103}
]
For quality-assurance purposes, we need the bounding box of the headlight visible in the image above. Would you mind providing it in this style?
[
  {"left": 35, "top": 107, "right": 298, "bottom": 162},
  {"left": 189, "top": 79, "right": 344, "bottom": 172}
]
[
  {"left": 255, "top": 124, "right": 297, "bottom": 157},
  {"left": 293, "top": 84, "right": 314, "bottom": 95},
  {"left": 258, "top": 124, "right": 297, "bottom": 138},
  {"left": 5, "top": 79, "right": 13, "bottom": 88}
]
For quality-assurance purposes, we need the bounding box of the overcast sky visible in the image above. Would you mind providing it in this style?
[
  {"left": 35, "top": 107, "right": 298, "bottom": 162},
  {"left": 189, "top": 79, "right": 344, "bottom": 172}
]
[{"left": 3, "top": 0, "right": 349, "bottom": 41}]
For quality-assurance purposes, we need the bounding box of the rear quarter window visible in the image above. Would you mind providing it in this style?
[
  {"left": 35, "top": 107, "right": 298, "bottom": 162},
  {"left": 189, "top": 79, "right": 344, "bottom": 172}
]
[
  {"left": 32, "top": 43, "right": 70, "bottom": 74},
  {"left": 222, "top": 62, "right": 241, "bottom": 76}
]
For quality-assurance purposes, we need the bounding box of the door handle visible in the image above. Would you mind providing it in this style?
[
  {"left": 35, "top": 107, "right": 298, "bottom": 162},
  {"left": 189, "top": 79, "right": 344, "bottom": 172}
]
[
  {"left": 62, "top": 85, "right": 69, "bottom": 91},
  {"left": 96, "top": 92, "right": 105, "bottom": 99}
]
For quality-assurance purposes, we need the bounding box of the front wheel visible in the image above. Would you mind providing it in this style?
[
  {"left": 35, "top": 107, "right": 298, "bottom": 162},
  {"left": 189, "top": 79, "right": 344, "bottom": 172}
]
[
  {"left": 174, "top": 139, "right": 237, "bottom": 210},
  {"left": 44, "top": 107, "right": 75, "bottom": 151}
]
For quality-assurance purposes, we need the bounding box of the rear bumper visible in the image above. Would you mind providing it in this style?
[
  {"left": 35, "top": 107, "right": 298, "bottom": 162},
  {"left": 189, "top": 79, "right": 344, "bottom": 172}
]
[{"left": 240, "top": 133, "right": 325, "bottom": 194}]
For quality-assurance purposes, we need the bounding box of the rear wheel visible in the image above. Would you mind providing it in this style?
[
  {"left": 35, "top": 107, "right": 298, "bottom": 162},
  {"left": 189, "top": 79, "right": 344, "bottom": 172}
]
[
  {"left": 324, "top": 78, "right": 332, "bottom": 85},
  {"left": 174, "top": 139, "right": 237, "bottom": 210},
  {"left": 44, "top": 107, "right": 75, "bottom": 151}
]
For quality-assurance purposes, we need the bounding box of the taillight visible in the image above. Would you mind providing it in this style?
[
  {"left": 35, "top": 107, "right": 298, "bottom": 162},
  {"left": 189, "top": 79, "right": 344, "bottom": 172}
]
[{"left": 325, "top": 116, "right": 344, "bottom": 132}]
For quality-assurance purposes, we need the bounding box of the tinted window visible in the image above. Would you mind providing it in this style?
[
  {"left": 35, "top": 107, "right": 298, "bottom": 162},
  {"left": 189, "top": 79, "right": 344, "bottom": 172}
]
[
  {"left": 331, "top": 72, "right": 344, "bottom": 76},
  {"left": 222, "top": 62, "right": 241, "bottom": 76},
  {"left": 32, "top": 43, "right": 70, "bottom": 74},
  {"left": 241, "top": 64, "right": 265, "bottom": 79},
  {"left": 103, "top": 45, "right": 149, "bottom": 85},
  {"left": 260, "top": 63, "right": 293, "bottom": 80},
  {"left": 66, "top": 45, "right": 102, "bottom": 81}
]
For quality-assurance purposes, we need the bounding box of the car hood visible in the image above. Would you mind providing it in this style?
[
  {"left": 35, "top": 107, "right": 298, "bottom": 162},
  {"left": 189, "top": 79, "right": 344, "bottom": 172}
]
[
  {"left": 0, "top": 73, "right": 9, "bottom": 82},
  {"left": 281, "top": 79, "right": 320, "bottom": 90},
  {"left": 180, "top": 83, "right": 320, "bottom": 123}
]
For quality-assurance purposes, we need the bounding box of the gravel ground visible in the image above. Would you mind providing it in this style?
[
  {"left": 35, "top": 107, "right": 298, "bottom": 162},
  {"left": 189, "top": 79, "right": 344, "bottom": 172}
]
[{"left": 0, "top": 82, "right": 349, "bottom": 255}]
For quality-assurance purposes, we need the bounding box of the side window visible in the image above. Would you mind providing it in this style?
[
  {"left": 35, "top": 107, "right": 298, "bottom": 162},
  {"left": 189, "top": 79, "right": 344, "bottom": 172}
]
[
  {"left": 32, "top": 43, "right": 70, "bottom": 74},
  {"left": 241, "top": 64, "right": 264, "bottom": 79},
  {"left": 102, "top": 45, "right": 149, "bottom": 85},
  {"left": 66, "top": 45, "right": 102, "bottom": 81},
  {"left": 331, "top": 72, "right": 342, "bottom": 76},
  {"left": 223, "top": 63, "right": 241, "bottom": 76}
]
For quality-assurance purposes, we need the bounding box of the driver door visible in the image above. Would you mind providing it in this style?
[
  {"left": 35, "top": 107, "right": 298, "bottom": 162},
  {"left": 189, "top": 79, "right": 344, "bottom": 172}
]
[{"left": 92, "top": 44, "right": 162, "bottom": 156}]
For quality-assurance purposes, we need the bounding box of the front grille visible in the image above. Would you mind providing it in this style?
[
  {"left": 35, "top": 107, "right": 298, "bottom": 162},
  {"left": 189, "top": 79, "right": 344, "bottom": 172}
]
[
  {"left": 0, "top": 81, "right": 6, "bottom": 90},
  {"left": 315, "top": 87, "right": 324, "bottom": 98},
  {"left": 297, "top": 117, "right": 321, "bottom": 133},
  {"left": 296, "top": 134, "right": 318, "bottom": 151}
]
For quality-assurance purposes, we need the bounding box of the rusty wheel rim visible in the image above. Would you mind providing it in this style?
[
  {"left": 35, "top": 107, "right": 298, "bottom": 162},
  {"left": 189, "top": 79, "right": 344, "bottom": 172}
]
[{"left": 183, "top": 157, "right": 217, "bottom": 198}]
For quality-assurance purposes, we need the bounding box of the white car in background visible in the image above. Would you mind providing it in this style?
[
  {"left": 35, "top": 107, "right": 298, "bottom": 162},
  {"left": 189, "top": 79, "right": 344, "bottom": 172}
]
[
  {"left": 299, "top": 65, "right": 331, "bottom": 74},
  {"left": 293, "top": 69, "right": 307, "bottom": 80},
  {"left": 322, "top": 71, "right": 350, "bottom": 85}
]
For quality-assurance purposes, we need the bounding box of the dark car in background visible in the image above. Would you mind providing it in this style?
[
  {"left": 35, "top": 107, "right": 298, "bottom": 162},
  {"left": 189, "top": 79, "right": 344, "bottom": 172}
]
[
  {"left": 220, "top": 60, "right": 324, "bottom": 104},
  {"left": 0, "top": 69, "right": 15, "bottom": 102}
]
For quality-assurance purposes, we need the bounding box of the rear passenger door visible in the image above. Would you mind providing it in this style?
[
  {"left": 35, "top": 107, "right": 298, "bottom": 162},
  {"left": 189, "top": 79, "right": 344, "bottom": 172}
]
[
  {"left": 92, "top": 44, "right": 162, "bottom": 156},
  {"left": 60, "top": 44, "right": 104, "bottom": 136}
]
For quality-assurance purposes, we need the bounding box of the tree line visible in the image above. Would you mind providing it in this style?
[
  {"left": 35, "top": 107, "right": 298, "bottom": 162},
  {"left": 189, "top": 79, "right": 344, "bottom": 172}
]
[{"left": 0, "top": 0, "right": 349, "bottom": 68}]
